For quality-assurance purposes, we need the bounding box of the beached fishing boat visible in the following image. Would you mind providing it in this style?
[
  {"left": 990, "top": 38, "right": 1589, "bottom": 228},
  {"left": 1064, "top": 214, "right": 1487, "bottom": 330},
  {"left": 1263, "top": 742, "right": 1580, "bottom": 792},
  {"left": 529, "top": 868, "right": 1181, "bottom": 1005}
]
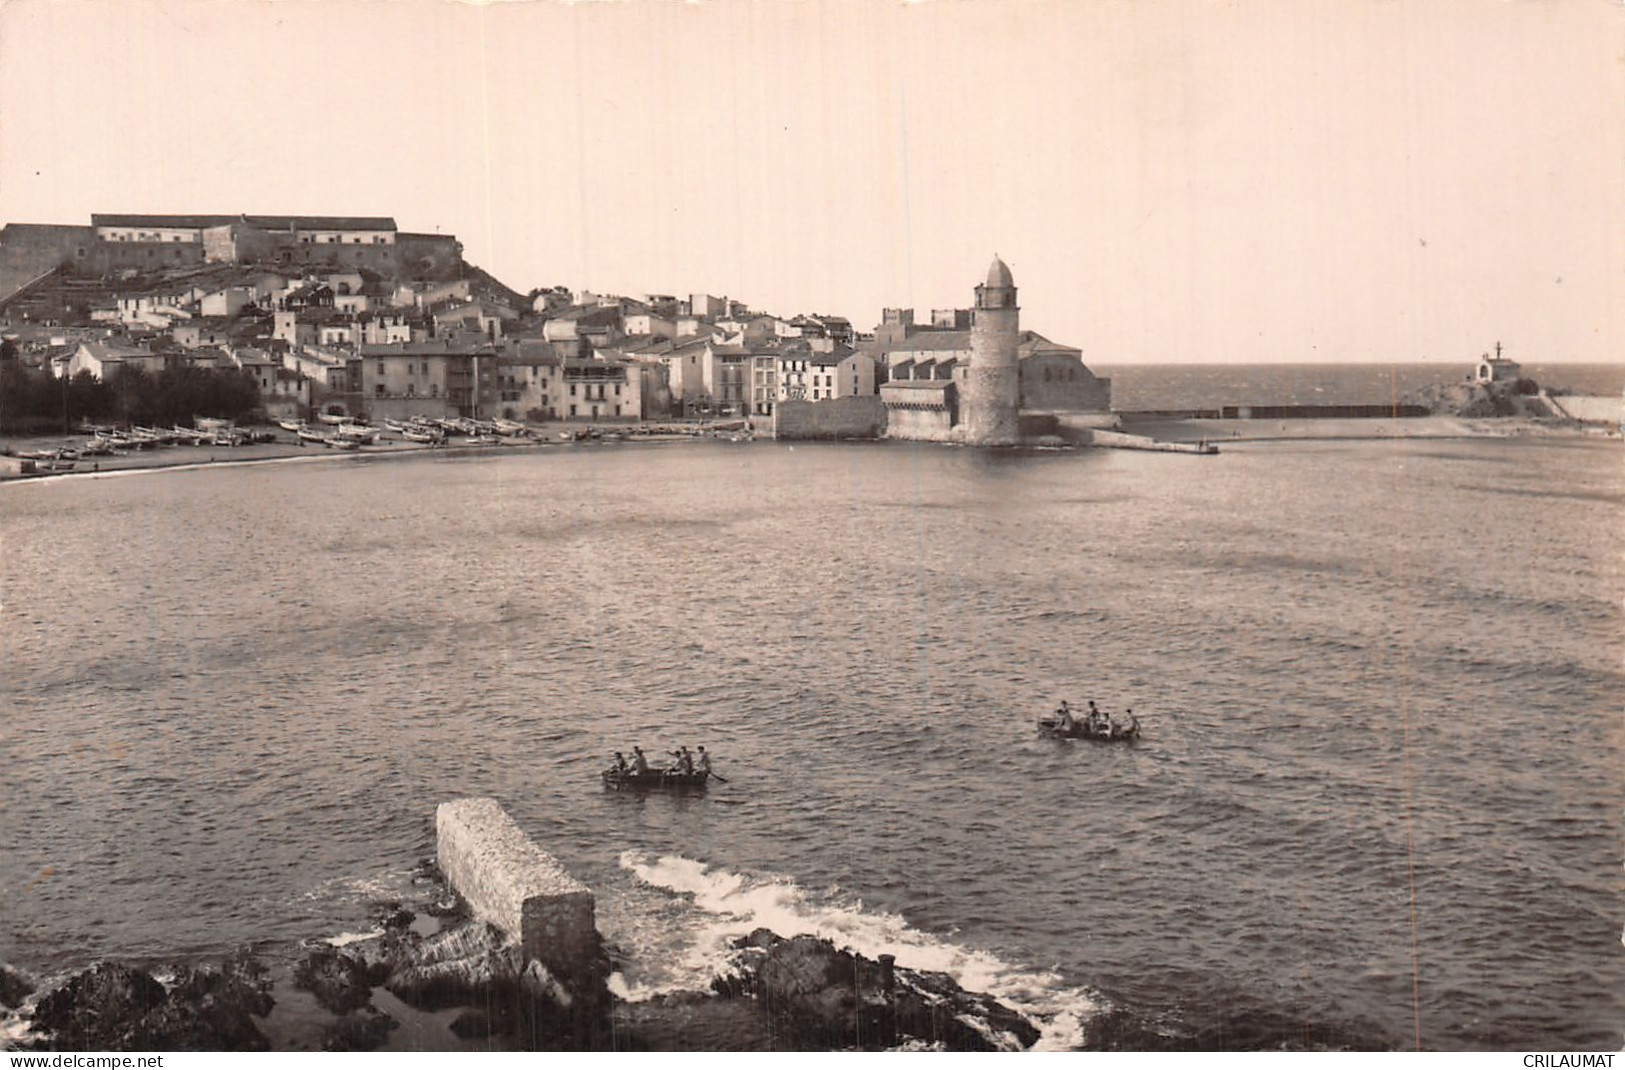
[{"left": 336, "top": 424, "right": 380, "bottom": 444}]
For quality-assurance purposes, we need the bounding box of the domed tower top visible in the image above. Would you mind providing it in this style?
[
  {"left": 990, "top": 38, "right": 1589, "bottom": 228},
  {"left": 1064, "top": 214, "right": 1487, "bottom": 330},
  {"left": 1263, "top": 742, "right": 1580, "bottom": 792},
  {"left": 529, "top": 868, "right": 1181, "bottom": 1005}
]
[{"left": 975, "top": 255, "right": 1017, "bottom": 310}]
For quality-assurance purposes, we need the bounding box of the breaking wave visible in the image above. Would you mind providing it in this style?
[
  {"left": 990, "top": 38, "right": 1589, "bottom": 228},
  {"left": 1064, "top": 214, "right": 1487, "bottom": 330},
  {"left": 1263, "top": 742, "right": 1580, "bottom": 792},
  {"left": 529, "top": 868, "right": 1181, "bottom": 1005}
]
[{"left": 609, "top": 851, "right": 1096, "bottom": 1050}]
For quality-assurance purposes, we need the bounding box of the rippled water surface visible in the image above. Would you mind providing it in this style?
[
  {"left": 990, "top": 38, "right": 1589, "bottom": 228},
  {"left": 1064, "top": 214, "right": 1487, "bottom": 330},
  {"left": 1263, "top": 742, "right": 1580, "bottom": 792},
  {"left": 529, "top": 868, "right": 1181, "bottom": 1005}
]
[{"left": 2, "top": 436, "right": 1620, "bottom": 1049}]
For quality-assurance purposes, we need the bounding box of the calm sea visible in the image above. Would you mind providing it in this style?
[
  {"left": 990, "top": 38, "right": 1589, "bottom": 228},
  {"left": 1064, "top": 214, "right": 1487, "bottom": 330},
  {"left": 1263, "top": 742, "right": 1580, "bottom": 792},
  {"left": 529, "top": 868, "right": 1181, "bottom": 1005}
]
[
  {"left": 1095, "top": 362, "right": 1625, "bottom": 411},
  {"left": 2, "top": 366, "right": 1621, "bottom": 1050}
]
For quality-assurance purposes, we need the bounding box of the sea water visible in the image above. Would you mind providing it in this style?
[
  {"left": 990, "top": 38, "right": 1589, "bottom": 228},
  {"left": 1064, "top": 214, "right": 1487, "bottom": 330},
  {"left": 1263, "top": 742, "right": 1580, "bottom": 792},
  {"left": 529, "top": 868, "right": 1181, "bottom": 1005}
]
[{"left": 1, "top": 377, "right": 1619, "bottom": 1050}]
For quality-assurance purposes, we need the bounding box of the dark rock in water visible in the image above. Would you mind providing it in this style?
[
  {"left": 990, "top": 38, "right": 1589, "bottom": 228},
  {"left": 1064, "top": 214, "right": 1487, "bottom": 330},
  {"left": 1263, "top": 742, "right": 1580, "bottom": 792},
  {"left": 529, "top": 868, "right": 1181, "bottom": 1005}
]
[
  {"left": 385, "top": 921, "right": 523, "bottom": 1010},
  {"left": 895, "top": 967, "right": 1040, "bottom": 1050},
  {"left": 410, "top": 858, "right": 466, "bottom": 920},
  {"left": 30, "top": 953, "right": 274, "bottom": 1051},
  {"left": 320, "top": 1006, "right": 398, "bottom": 1052},
  {"left": 371, "top": 900, "right": 416, "bottom": 932},
  {"left": 31, "top": 963, "right": 168, "bottom": 1050},
  {"left": 610, "top": 992, "right": 778, "bottom": 1051},
  {"left": 720, "top": 934, "right": 1040, "bottom": 1051},
  {"left": 292, "top": 945, "right": 379, "bottom": 1015},
  {"left": 0, "top": 964, "right": 35, "bottom": 1009},
  {"left": 449, "top": 1004, "right": 518, "bottom": 1040},
  {"left": 732, "top": 928, "right": 782, "bottom": 952},
  {"left": 135, "top": 954, "right": 274, "bottom": 1051}
]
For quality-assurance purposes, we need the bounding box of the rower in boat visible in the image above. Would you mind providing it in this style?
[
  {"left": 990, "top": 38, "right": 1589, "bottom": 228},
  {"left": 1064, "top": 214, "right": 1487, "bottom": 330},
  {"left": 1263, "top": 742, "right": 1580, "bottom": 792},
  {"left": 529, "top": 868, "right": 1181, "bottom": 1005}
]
[
  {"left": 610, "top": 751, "right": 630, "bottom": 776},
  {"left": 1086, "top": 701, "right": 1108, "bottom": 736},
  {"left": 1054, "top": 701, "right": 1077, "bottom": 733},
  {"left": 695, "top": 746, "right": 712, "bottom": 778},
  {"left": 631, "top": 746, "right": 650, "bottom": 776}
]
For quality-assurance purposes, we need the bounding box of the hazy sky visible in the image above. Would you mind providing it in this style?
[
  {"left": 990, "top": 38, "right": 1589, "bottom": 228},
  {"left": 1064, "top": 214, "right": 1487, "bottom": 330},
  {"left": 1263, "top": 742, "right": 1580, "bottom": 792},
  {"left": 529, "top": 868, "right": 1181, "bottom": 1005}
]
[{"left": 2, "top": 0, "right": 1620, "bottom": 363}]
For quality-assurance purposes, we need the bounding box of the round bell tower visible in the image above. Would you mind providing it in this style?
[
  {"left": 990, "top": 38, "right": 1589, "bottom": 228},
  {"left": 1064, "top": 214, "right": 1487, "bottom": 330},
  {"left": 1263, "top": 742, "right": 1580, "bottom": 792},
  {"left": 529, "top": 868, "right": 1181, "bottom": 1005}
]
[{"left": 963, "top": 256, "right": 1021, "bottom": 445}]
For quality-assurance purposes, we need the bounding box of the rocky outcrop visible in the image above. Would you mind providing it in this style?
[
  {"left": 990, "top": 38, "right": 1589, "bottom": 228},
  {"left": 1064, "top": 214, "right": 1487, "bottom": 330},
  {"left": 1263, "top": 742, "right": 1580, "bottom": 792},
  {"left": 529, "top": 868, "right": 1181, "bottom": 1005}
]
[
  {"left": 292, "top": 945, "right": 380, "bottom": 1015},
  {"left": 0, "top": 964, "right": 35, "bottom": 1009},
  {"left": 382, "top": 919, "right": 606, "bottom": 1048},
  {"left": 435, "top": 798, "right": 605, "bottom": 999},
  {"left": 29, "top": 952, "right": 274, "bottom": 1051},
  {"left": 384, "top": 921, "right": 525, "bottom": 1010},
  {"left": 319, "top": 1006, "right": 398, "bottom": 1052},
  {"left": 713, "top": 930, "right": 1040, "bottom": 1051}
]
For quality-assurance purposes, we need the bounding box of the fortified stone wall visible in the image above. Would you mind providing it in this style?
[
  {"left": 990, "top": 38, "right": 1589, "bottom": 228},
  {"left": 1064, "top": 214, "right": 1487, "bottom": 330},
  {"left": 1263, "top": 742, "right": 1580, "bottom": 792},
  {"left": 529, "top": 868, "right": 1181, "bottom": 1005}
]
[
  {"left": 0, "top": 224, "right": 96, "bottom": 298},
  {"left": 435, "top": 797, "right": 601, "bottom": 993},
  {"left": 1018, "top": 358, "right": 1112, "bottom": 412},
  {"left": 396, "top": 234, "right": 464, "bottom": 280},
  {"left": 882, "top": 404, "right": 955, "bottom": 441},
  {"left": 2, "top": 221, "right": 467, "bottom": 302},
  {"left": 772, "top": 395, "right": 886, "bottom": 440}
]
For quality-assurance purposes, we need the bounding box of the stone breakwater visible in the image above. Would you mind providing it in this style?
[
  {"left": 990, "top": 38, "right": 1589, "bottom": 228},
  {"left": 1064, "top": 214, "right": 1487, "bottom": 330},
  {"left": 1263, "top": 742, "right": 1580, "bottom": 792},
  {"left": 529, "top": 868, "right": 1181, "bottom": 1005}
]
[
  {"left": 435, "top": 797, "right": 605, "bottom": 999},
  {"left": 3, "top": 799, "right": 1050, "bottom": 1052}
]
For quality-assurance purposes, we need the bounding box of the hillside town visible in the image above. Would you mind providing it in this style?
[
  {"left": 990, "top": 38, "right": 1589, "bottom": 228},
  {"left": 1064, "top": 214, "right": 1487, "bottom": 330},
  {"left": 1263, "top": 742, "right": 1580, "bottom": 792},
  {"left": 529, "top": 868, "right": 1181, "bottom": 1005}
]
[{"left": 0, "top": 213, "right": 1115, "bottom": 448}]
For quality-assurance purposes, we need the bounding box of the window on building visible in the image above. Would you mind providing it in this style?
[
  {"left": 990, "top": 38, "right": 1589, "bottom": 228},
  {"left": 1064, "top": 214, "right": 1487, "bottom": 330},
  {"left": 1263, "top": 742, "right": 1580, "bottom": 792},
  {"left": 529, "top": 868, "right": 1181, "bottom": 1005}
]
[
  {"left": 375, "top": 384, "right": 385, "bottom": 396},
  {"left": 569, "top": 404, "right": 577, "bottom": 416}
]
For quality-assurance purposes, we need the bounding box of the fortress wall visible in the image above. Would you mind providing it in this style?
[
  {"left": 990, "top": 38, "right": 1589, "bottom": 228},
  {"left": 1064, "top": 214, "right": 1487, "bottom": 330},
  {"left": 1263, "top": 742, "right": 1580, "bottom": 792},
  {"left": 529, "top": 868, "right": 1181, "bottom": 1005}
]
[
  {"left": 0, "top": 224, "right": 94, "bottom": 298},
  {"left": 773, "top": 395, "right": 886, "bottom": 440},
  {"left": 435, "top": 797, "right": 600, "bottom": 989},
  {"left": 1019, "top": 360, "right": 1112, "bottom": 412}
]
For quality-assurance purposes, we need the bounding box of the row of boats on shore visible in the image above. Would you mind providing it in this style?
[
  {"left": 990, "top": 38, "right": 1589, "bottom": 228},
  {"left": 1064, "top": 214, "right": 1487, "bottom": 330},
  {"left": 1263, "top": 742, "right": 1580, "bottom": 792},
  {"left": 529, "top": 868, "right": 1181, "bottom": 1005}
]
[
  {"left": 11, "top": 414, "right": 762, "bottom": 471},
  {"left": 17, "top": 421, "right": 278, "bottom": 469}
]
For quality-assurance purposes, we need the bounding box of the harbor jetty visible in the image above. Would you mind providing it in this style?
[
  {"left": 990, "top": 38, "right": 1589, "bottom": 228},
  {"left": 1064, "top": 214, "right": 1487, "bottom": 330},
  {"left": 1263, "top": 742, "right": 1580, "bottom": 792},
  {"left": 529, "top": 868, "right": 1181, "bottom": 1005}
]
[
  {"left": 434, "top": 797, "right": 604, "bottom": 998},
  {"left": 5, "top": 800, "right": 1051, "bottom": 1051}
]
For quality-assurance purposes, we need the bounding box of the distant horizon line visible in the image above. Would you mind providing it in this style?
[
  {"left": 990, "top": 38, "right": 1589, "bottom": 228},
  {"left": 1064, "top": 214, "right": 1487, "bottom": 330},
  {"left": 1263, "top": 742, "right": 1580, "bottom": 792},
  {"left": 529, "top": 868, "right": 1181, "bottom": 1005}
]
[{"left": 1087, "top": 358, "right": 1624, "bottom": 367}]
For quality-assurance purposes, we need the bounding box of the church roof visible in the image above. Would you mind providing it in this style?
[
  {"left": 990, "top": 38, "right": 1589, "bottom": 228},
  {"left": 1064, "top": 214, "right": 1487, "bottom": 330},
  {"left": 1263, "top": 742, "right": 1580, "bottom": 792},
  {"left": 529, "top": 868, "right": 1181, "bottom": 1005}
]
[
  {"left": 888, "top": 330, "right": 970, "bottom": 353},
  {"left": 985, "top": 256, "right": 1014, "bottom": 289}
]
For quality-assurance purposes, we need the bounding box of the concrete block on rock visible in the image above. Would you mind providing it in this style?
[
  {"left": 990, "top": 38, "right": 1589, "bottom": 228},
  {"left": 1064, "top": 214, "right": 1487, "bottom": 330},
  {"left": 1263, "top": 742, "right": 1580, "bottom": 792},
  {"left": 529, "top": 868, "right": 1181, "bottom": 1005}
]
[{"left": 434, "top": 797, "right": 600, "bottom": 992}]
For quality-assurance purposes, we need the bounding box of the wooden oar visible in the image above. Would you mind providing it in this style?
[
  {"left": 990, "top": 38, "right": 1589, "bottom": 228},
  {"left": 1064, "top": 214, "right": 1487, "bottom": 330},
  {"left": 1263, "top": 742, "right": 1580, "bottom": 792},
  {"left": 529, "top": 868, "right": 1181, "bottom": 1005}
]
[{"left": 708, "top": 771, "right": 729, "bottom": 784}]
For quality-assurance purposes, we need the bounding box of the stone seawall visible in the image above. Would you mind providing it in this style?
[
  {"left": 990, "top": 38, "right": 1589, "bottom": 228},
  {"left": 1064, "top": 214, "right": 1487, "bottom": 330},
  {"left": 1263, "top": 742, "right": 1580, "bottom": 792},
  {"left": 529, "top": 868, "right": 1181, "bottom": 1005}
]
[
  {"left": 773, "top": 396, "right": 886, "bottom": 440},
  {"left": 434, "top": 797, "right": 600, "bottom": 992}
]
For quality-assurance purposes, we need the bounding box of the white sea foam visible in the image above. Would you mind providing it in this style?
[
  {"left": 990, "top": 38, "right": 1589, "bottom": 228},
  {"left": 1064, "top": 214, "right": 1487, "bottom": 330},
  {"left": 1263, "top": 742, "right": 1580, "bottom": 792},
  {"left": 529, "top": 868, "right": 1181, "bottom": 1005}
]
[
  {"left": 326, "top": 929, "right": 385, "bottom": 948},
  {"left": 617, "top": 851, "right": 1095, "bottom": 1050},
  {"left": 1, "top": 1004, "right": 40, "bottom": 1051}
]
